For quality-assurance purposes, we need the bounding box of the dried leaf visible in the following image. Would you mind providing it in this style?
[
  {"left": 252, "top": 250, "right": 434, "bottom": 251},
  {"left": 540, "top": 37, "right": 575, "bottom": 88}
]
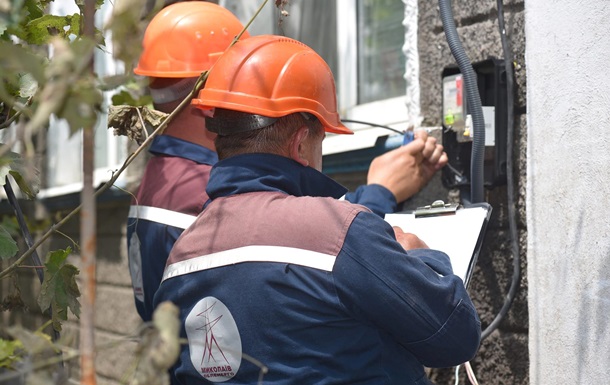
[
  {"left": 37, "top": 247, "right": 81, "bottom": 332},
  {"left": 108, "top": 105, "right": 167, "bottom": 145}
]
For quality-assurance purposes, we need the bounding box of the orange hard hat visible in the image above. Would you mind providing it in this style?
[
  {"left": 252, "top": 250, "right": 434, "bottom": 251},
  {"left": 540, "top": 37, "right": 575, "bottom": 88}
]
[
  {"left": 134, "top": 2, "right": 250, "bottom": 78},
  {"left": 192, "top": 35, "right": 353, "bottom": 135}
]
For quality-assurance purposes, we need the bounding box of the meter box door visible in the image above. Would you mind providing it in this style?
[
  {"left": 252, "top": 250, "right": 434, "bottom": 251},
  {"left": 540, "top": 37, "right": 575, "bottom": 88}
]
[{"left": 441, "top": 58, "right": 510, "bottom": 190}]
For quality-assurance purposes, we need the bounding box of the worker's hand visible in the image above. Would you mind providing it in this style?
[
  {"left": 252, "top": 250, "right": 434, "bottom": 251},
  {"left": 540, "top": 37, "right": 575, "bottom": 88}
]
[
  {"left": 393, "top": 226, "right": 429, "bottom": 250},
  {"left": 366, "top": 130, "right": 448, "bottom": 204}
]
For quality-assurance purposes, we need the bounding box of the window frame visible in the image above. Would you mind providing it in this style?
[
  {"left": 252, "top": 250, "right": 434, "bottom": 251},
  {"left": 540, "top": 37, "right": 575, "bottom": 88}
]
[{"left": 325, "top": 0, "right": 409, "bottom": 155}]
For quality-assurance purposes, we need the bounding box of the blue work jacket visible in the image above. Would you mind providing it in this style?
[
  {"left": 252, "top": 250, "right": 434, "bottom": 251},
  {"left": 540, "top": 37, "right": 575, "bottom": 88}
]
[{"left": 155, "top": 153, "right": 481, "bottom": 385}]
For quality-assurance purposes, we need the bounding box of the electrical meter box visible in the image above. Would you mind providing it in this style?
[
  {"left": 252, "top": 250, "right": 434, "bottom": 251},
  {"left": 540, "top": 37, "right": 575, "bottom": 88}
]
[
  {"left": 442, "top": 73, "right": 467, "bottom": 136},
  {"left": 441, "top": 58, "right": 510, "bottom": 190}
]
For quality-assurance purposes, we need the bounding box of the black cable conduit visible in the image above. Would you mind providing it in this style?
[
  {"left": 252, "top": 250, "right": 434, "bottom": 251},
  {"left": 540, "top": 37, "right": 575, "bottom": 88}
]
[{"left": 438, "top": 0, "right": 486, "bottom": 204}]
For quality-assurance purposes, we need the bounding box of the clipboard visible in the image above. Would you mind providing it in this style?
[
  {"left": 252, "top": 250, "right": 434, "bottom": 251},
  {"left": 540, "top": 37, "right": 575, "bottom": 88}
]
[{"left": 384, "top": 200, "right": 492, "bottom": 287}]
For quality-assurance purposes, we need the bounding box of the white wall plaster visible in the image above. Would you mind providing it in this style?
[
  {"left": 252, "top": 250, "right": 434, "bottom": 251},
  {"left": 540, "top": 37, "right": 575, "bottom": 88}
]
[{"left": 526, "top": 1, "right": 610, "bottom": 384}]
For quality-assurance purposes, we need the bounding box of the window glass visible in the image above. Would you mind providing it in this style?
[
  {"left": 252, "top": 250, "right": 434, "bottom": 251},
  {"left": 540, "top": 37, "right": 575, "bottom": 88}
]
[
  {"left": 221, "top": 0, "right": 339, "bottom": 97},
  {"left": 357, "top": 0, "right": 406, "bottom": 104},
  {"left": 277, "top": 0, "right": 338, "bottom": 87},
  {"left": 45, "top": 0, "right": 126, "bottom": 192}
]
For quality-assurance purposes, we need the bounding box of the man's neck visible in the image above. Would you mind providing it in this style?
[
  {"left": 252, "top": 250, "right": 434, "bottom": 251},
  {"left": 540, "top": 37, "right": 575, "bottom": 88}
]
[{"left": 162, "top": 106, "right": 216, "bottom": 150}]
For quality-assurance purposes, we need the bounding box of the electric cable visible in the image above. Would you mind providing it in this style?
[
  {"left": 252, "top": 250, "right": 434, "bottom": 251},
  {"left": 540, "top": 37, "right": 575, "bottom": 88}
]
[
  {"left": 341, "top": 118, "right": 404, "bottom": 135},
  {"left": 480, "top": 0, "right": 521, "bottom": 340},
  {"left": 465, "top": 361, "right": 480, "bottom": 385},
  {"left": 438, "top": 0, "right": 486, "bottom": 203}
]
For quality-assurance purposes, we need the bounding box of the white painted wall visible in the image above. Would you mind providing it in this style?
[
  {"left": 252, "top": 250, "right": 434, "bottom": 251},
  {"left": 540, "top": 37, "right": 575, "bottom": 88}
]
[{"left": 526, "top": 1, "right": 610, "bottom": 384}]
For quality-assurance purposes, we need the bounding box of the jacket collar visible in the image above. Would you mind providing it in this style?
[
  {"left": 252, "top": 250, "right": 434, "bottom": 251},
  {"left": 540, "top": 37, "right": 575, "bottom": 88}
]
[
  {"left": 149, "top": 135, "right": 218, "bottom": 165},
  {"left": 207, "top": 153, "right": 347, "bottom": 200}
]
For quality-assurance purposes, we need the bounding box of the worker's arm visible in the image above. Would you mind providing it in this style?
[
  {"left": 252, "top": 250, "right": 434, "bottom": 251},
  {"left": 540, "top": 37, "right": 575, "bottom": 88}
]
[{"left": 333, "top": 211, "right": 481, "bottom": 367}]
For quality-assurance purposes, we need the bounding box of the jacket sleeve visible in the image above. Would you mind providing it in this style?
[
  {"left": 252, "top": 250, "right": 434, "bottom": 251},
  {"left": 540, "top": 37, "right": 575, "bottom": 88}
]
[
  {"left": 128, "top": 218, "right": 184, "bottom": 322},
  {"left": 333, "top": 211, "right": 481, "bottom": 367},
  {"left": 343, "top": 184, "right": 397, "bottom": 218}
]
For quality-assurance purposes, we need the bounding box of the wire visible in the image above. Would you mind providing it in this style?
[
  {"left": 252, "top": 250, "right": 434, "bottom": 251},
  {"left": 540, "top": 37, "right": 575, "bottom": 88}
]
[
  {"left": 480, "top": 0, "right": 521, "bottom": 340},
  {"left": 465, "top": 361, "right": 480, "bottom": 385},
  {"left": 341, "top": 118, "right": 404, "bottom": 135}
]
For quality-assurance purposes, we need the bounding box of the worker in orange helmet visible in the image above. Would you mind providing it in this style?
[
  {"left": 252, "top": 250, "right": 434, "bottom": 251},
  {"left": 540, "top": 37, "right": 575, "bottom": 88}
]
[
  {"left": 128, "top": 1, "right": 447, "bottom": 324},
  {"left": 127, "top": 1, "right": 251, "bottom": 323},
  {"left": 155, "top": 35, "right": 480, "bottom": 385}
]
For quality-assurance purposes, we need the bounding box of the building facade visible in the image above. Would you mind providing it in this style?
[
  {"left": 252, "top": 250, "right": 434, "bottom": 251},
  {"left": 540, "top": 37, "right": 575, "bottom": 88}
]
[{"left": 4, "top": 1, "right": 610, "bottom": 384}]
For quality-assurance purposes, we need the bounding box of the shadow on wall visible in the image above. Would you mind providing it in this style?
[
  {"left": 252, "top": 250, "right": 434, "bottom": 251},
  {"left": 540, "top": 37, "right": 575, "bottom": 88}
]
[{"left": 577, "top": 210, "right": 610, "bottom": 384}]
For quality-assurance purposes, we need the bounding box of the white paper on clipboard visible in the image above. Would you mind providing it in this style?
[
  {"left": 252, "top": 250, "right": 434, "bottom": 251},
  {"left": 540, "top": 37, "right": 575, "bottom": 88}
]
[{"left": 385, "top": 203, "right": 492, "bottom": 286}]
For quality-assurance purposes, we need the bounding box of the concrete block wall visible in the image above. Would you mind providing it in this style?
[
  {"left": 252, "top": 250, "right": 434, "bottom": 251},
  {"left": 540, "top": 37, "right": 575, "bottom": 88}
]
[
  {"left": 38, "top": 198, "right": 140, "bottom": 385},
  {"left": 0, "top": 196, "right": 140, "bottom": 385},
  {"left": 417, "top": 0, "right": 528, "bottom": 384}
]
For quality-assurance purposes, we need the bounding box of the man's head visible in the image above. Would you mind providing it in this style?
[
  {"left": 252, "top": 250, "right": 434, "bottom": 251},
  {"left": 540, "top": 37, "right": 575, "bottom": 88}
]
[
  {"left": 135, "top": 2, "right": 249, "bottom": 107},
  {"left": 192, "top": 35, "right": 352, "bottom": 170},
  {"left": 214, "top": 111, "right": 325, "bottom": 170}
]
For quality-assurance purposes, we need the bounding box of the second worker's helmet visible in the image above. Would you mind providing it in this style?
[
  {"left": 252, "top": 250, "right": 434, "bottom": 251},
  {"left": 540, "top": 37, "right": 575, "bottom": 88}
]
[
  {"left": 134, "top": 2, "right": 250, "bottom": 78},
  {"left": 192, "top": 35, "right": 353, "bottom": 135}
]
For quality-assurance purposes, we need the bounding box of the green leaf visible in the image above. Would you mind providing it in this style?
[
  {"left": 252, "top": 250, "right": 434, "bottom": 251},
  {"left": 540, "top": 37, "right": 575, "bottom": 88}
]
[
  {"left": 9, "top": 169, "right": 39, "bottom": 200},
  {"left": 99, "top": 74, "right": 131, "bottom": 92},
  {"left": 57, "top": 75, "right": 103, "bottom": 134},
  {"left": 0, "top": 151, "right": 40, "bottom": 199},
  {"left": 0, "top": 162, "right": 9, "bottom": 186},
  {"left": 69, "top": 37, "right": 97, "bottom": 74},
  {"left": 37, "top": 247, "right": 81, "bottom": 332},
  {"left": 23, "top": 0, "right": 45, "bottom": 20},
  {"left": 106, "top": 0, "right": 148, "bottom": 70},
  {"left": 0, "top": 40, "right": 46, "bottom": 84},
  {"left": 111, "top": 89, "right": 153, "bottom": 107},
  {"left": 0, "top": 226, "right": 19, "bottom": 260},
  {"left": 19, "top": 72, "right": 38, "bottom": 98},
  {"left": 111, "top": 91, "right": 137, "bottom": 106},
  {"left": 0, "top": 18, "right": 8, "bottom": 38},
  {"left": 0, "top": 217, "right": 20, "bottom": 238},
  {"left": 24, "top": 14, "right": 81, "bottom": 45},
  {"left": 75, "top": 0, "right": 106, "bottom": 12},
  {"left": 6, "top": 326, "right": 55, "bottom": 355},
  {"left": 0, "top": 338, "right": 24, "bottom": 369},
  {"left": 0, "top": 0, "right": 26, "bottom": 37}
]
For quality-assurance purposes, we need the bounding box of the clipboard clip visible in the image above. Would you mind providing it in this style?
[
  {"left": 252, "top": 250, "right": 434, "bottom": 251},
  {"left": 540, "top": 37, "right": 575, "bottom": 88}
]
[{"left": 414, "top": 200, "right": 460, "bottom": 218}]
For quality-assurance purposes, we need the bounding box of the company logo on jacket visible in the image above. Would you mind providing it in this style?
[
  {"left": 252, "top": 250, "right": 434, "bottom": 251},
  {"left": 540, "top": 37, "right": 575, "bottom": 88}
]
[{"left": 186, "top": 297, "right": 242, "bottom": 382}]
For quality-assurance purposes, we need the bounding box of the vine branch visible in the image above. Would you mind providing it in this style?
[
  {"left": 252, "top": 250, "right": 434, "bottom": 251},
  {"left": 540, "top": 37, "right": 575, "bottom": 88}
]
[{"left": 0, "top": 0, "right": 273, "bottom": 281}]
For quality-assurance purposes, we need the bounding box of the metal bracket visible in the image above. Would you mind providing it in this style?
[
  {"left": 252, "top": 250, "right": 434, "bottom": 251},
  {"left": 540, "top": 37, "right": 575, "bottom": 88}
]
[{"left": 414, "top": 200, "right": 460, "bottom": 218}]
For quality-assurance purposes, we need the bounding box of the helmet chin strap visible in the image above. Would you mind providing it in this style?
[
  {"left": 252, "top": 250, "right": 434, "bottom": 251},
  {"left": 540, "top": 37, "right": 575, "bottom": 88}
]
[{"left": 149, "top": 77, "right": 199, "bottom": 104}]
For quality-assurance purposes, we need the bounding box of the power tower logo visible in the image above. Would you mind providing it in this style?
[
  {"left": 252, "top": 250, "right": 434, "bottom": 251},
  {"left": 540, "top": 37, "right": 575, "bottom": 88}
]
[{"left": 186, "top": 297, "right": 242, "bottom": 382}]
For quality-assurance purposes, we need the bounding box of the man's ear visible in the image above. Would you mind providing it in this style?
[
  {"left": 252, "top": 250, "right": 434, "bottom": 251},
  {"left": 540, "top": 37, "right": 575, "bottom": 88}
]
[{"left": 289, "top": 126, "right": 310, "bottom": 167}]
